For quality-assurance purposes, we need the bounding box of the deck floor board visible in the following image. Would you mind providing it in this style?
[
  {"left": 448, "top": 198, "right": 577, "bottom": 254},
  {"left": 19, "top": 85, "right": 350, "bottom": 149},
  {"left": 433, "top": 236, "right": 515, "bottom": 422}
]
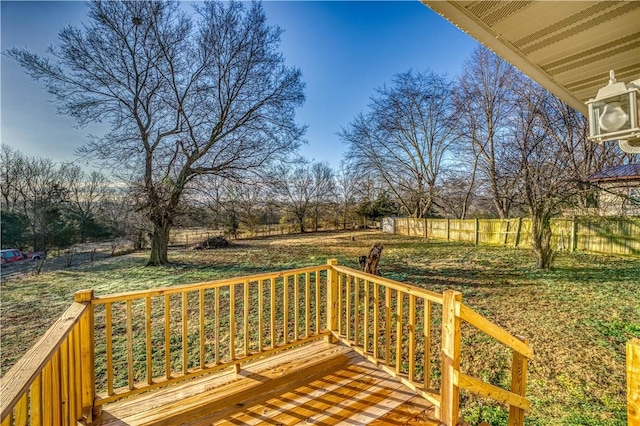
[{"left": 95, "top": 340, "right": 441, "bottom": 426}]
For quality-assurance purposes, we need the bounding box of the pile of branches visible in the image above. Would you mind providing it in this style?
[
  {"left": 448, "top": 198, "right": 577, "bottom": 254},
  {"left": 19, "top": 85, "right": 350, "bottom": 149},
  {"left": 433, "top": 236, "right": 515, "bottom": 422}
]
[{"left": 194, "top": 236, "right": 230, "bottom": 250}]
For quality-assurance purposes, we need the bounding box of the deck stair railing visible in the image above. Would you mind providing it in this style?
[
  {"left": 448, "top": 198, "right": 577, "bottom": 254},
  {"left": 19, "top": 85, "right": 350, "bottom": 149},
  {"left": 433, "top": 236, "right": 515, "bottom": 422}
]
[{"left": 1, "top": 259, "right": 533, "bottom": 426}]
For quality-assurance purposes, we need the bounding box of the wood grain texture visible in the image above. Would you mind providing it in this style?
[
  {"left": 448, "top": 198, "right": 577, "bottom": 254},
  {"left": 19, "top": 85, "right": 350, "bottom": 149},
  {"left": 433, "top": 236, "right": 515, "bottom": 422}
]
[{"left": 94, "top": 340, "right": 439, "bottom": 426}]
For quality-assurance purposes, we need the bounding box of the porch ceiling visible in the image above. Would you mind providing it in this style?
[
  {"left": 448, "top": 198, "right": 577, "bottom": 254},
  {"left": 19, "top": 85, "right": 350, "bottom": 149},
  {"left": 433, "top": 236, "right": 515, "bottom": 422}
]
[{"left": 422, "top": 0, "right": 640, "bottom": 115}]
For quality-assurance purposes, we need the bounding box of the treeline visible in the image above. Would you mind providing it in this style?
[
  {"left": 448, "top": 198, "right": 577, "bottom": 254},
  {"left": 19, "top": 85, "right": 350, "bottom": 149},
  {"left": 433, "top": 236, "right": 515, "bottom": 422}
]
[{"left": 0, "top": 147, "right": 399, "bottom": 252}]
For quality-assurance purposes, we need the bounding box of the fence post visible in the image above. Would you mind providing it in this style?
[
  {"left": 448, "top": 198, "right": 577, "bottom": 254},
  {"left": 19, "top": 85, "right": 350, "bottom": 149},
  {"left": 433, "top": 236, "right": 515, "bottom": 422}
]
[
  {"left": 326, "top": 259, "right": 339, "bottom": 343},
  {"left": 74, "top": 289, "right": 98, "bottom": 422},
  {"left": 424, "top": 217, "right": 428, "bottom": 239},
  {"left": 446, "top": 219, "right": 450, "bottom": 241},
  {"left": 475, "top": 218, "right": 480, "bottom": 245},
  {"left": 441, "top": 290, "right": 461, "bottom": 426},
  {"left": 508, "top": 337, "right": 529, "bottom": 426},
  {"left": 629, "top": 338, "right": 640, "bottom": 425},
  {"left": 515, "top": 218, "right": 523, "bottom": 248},
  {"left": 571, "top": 216, "right": 578, "bottom": 252}
]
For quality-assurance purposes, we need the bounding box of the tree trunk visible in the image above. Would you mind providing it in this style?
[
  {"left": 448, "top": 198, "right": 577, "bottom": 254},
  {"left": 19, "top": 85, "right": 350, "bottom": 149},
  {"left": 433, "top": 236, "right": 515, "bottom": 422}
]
[
  {"left": 148, "top": 220, "right": 171, "bottom": 266},
  {"left": 530, "top": 210, "right": 554, "bottom": 269}
]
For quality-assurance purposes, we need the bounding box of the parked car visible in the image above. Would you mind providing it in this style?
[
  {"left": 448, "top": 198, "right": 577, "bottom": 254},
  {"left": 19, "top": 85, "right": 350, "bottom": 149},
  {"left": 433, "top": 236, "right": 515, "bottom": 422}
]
[{"left": 0, "top": 249, "right": 44, "bottom": 264}]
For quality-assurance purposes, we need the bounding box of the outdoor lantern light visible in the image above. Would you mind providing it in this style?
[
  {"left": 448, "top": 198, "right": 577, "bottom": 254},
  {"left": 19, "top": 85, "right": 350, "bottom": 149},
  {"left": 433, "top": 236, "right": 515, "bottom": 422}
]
[{"left": 587, "top": 70, "right": 640, "bottom": 153}]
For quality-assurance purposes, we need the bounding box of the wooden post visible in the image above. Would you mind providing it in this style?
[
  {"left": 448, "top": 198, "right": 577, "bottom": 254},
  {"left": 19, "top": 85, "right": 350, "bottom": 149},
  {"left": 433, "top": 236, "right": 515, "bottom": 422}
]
[
  {"left": 73, "top": 289, "right": 97, "bottom": 422},
  {"left": 326, "top": 259, "right": 339, "bottom": 343},
  {"left": 504, "top": 220, "right": 510, "bottom": 246},
  {"left": 424, "top": 217, "right": 428, "bottom": 239},
  {"left": 628, "top": 338, "right": 640, "bottom": 424},
  {"left": 571, "top": 216, "right": 578, "bottom": 252},
  {"left": 446, "top": 219, "right": 450, "bottom": 241},
  {"left": 475, "top": 218, "right": 480, "bottom": 245},
  {"left": 514, "top": 218, "right": 522, "bottom": 248},
  {"left": 508, "top": 337, "right": 529, "bottom": 426},
  {"left": 440, "top": 290, "right": 461, "bottom": 426}
]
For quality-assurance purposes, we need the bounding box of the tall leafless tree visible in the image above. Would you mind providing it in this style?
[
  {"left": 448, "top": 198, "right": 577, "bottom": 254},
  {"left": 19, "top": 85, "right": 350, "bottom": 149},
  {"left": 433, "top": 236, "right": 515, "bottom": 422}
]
[
  {"left": 65, "top": 166, "right": 110, "bottom": 242},
  {"left": 455, "top": 47, "right": 520, "bottom": 219},
  {"left": 508, "top": 75, "right": 627, "bottom": 269},
  {"left": 7, "top": 0, "right": 305, "bottom": 265},
  {"left": 310, "top": 162, "right": 335, "bottom": 232},
  {"left": 334, "top": 159, "right": 362, "bottom": 229},
  {"left": 341, "top": 70, "right": 457, "bottom": 218}
]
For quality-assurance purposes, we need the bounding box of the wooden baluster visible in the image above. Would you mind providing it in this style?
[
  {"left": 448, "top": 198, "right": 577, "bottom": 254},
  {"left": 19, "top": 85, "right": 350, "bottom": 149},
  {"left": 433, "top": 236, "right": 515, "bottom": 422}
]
[
  {"left": 51, "top": 350, "right": 62, "bottom": 426},
  {"left": 373, "top": 283, "right": 379, "bottom": 359},
  {"left": 244, "top": 282, "right": 250, "bottom": 357},
  {"left": 182, "top": 292, "right": 188, "bottom": 375},
  {"left": 284, "top": 275, "right": 289, "bottom": 344},
  {"left": 60, "top": 340, "right": 70, "bottom": 426},
  {"left": 294, "top": 275, "right": 299, "bottom": 342},
  {"left": 396, "top": 291, "right": 403, "bottom": 374},
  {"left": 409, "top": 295, "right": 416, "bottom": 382},
  {"left": 104, "top": 302, "right": 113, "bottom": 396},
  {"left": 337, "top": 273, "right": 343, "bottom": 336},
  {"left": 424, "top": 300, "right": 431, "bottom": 391},
  {"left": 146, "top": 297, "right": 153, "bottom": 384},
  {"left": 326, "top": 260, "right": 338, "bottom": 341},
  {"left": 508, "top": 337, "right": 529, "bottom": 426},
  {"left": 441, "top": 290, "right": 462, "bottom": 426},
  {"left": 385, "top": 286, "right": 391, "bottom": 364},
  {"left": 354, "top": 277, "right": 360, "bottom": 346},
  {"left": 229, "top": 285, "right": 236, "bottom": 362},
  {"left": 14, "top": 392, "right": 28, "bottom": 426},
  {"left": 214, "top": 288, "right": 220, "bottom": 365},
  {"left": 271, "top": 277, "right": 276, "bottom": 347},
  {"left": 30, "top": 374, "right": 43, "bottom": 426},
  {"left": 72, "top": 326, "right": 82, "bottom": 421},
  {"left": 346, "top": 275, "right": 351, "bottom": 341},
  {"left": 126, "top": 300, "right": 134, "bottom": 388},
  {"left": 164, "top": 295, "right": 171, "bottom": 379},
  {"left": 200, "top": 289, "right": 206, "bottom": 369},
  {"left": 43, "top": 361, "right": 52, "bottom": 425},
  {"left": 305, "top": 273, "right": 310, "bottom": 338},
  {"left": 364, "top": 280, "right": 370, "bottom": 353},
  {"left": 315, "top": 270, "right": 321, "bottom": 334},
  {"left": 259, "top": 280, "right": 264, "bottom": 351}
]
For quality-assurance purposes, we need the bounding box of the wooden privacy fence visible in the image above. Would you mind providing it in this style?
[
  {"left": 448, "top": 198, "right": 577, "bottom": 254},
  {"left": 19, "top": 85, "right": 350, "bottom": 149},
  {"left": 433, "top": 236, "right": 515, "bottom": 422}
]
[
  {"left": 385, "top": 216, "right": 640, "bottom": 256},
  {"left": 1, "top": 260, "right": 533, "bottom": 426}
]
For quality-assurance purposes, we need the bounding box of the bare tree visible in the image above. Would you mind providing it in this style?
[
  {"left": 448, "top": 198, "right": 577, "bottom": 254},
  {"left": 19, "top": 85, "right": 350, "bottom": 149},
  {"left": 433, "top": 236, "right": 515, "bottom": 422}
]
[
  {"left": 65, "top": 166, "right": 110, "bottom": 242},
  {"left": 334, "top": 159, "right": 362, "bottom": 229},
  {"left": 508, "top": 76, "right": 622, "bottom": 269},
  {"left": 311, "top": 162, "right": 335, "bottom": 232},
  {"left": 0, "top": 146, "right": 27, "bottom": 212},
  {"left": 270, "top": 160, "right": 323, "bottom": 233},
  {"left": 455, "top": 47, "right": 521, "bottom": 219},
  {"left": 7, "top": 0, "right": 305, "bottom": 265},
  {"left": 341, "top": 70, "right": 457, "bottom": 218}
]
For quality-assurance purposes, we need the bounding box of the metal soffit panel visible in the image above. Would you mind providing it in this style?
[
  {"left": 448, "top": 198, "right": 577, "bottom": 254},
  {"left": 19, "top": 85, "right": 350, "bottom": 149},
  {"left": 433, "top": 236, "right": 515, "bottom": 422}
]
[{"left": 422, "top": 0, "right": 640, "bottom": 115}]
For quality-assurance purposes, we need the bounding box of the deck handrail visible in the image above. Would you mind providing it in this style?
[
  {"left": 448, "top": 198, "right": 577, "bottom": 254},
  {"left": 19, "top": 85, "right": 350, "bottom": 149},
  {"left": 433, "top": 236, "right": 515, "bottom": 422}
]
[
  {"left": 90, "top": 264, "right": 331, "bottom": 405},
  {"left": 0, "top": 290, "right": 96, "bottom": 425},
  {"left": 326, "top": 264, "right": 533, "bottom": 426},
  {"left": 1, "top": 259, "right": 534, "bottom": 426}
]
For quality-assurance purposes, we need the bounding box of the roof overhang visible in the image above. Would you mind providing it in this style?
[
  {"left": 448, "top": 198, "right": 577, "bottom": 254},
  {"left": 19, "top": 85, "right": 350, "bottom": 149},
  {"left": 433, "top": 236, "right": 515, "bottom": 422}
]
[{"left": 422, "top": 1, "right": 640, "bottom": 116}]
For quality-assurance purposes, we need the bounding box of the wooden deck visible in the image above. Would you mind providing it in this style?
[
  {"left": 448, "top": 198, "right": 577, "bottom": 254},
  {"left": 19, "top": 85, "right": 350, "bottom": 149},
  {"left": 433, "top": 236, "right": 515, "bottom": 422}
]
[{"left": 94, "top": 340, "right": 441, "bottom": 426}]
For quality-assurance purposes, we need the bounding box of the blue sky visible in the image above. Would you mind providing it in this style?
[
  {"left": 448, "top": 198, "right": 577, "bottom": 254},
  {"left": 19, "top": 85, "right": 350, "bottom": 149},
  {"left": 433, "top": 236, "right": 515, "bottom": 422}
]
[{"left": 1, "top": 1, "right": 478, "bottom": 170}]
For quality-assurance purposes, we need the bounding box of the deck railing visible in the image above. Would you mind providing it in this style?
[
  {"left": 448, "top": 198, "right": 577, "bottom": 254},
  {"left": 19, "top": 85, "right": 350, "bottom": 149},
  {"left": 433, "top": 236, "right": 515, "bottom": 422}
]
[
  {"left": 90, "top": 265, "right": 330, "bottom": 406},
  {"left": 1, "top": 259, "right": 534, "bottom": 426},
  {"left": 0, "top": 291, "right": 96, "bottom": 425}
]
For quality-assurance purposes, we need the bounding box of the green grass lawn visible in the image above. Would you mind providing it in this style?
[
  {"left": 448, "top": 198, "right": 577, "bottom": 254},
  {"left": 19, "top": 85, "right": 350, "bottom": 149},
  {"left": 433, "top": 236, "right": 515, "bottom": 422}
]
[{"left": 1, "top": 230, "right": 638, "bottom": 425}]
